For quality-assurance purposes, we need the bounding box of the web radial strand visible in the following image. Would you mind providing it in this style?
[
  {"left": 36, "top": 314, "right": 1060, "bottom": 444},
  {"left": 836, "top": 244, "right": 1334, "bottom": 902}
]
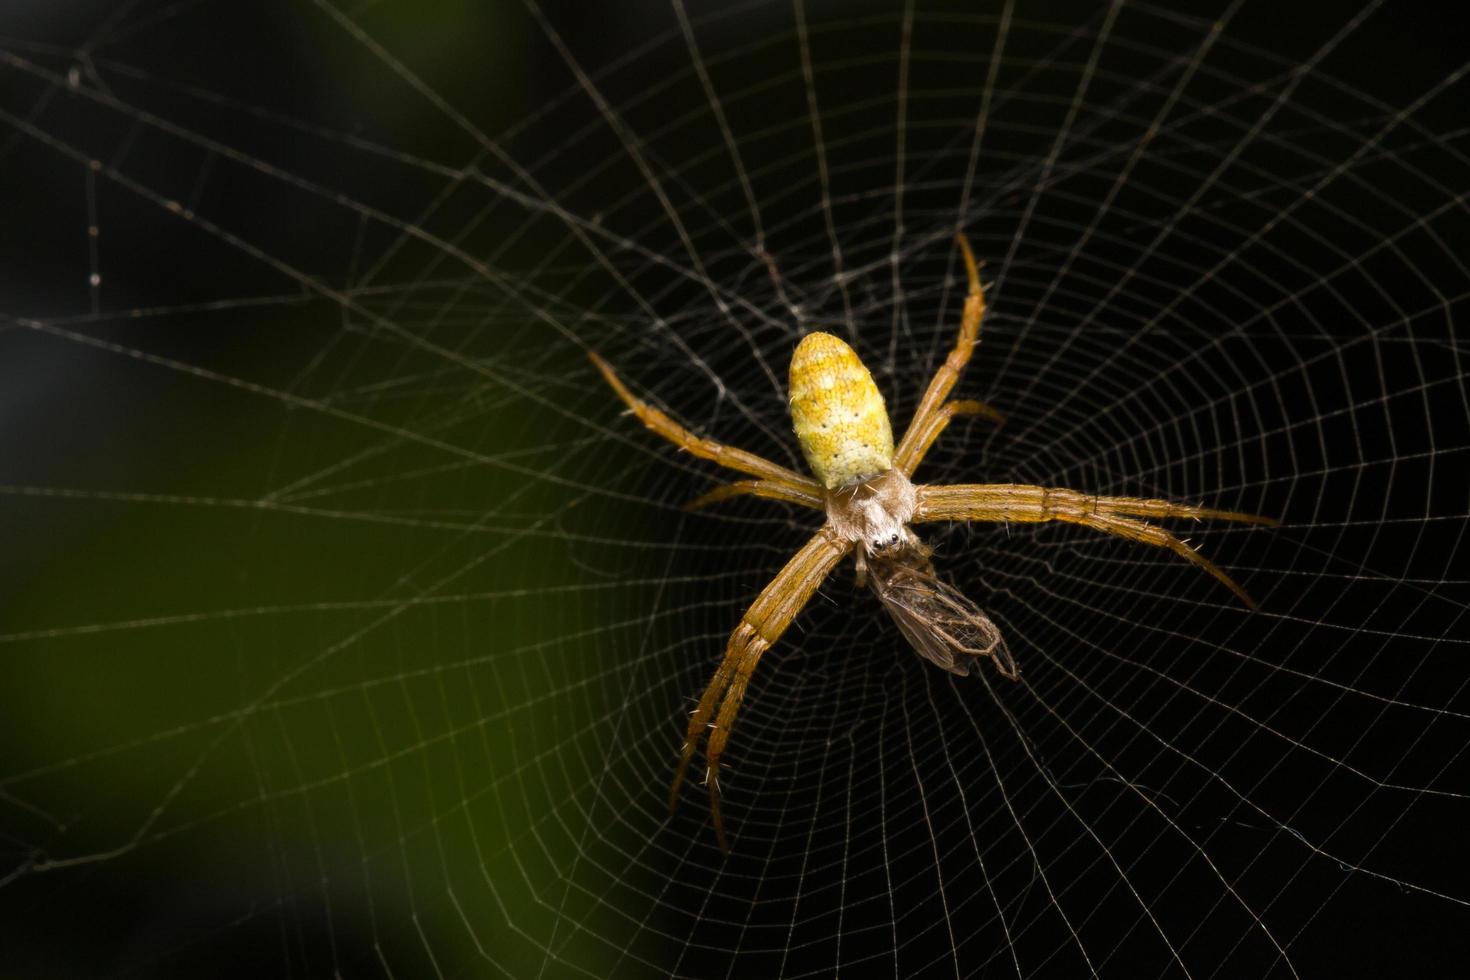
[{"left": 0, "top": 2, "right": 1467, "bottom": 979}]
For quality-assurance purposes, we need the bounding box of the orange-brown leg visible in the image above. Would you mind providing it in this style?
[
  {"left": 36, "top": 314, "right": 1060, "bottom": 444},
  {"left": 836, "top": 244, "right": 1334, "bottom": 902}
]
[
  {"left": 915, "top": 485, "right": 1277, "bottom": 527},
  {"left": 893, "top": 233, "right": 989, "bottom": 472},
  {"left": 1067, "top": 512, "right": 1259, "bottom": 609},
  {"left": 894, "top": 398, "right": 1005, "bottom": 477},
  {"left": 913, "top": 484, "right": 1276, "bottom": 607},
  {"left": 685, "top": 479, "right": 825, "bottom": 512},
  {"left": 590, "top": 350, "right": 820, "bottom": 491},
  {"left": 669, "top": 526, "right": 849, "bottom": 851}
]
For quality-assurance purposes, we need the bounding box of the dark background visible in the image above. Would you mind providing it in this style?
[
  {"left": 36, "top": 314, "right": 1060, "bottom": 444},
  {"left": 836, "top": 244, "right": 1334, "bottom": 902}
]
[{"left": 2, "top": 2, "right": 1467, "bottom": 977}]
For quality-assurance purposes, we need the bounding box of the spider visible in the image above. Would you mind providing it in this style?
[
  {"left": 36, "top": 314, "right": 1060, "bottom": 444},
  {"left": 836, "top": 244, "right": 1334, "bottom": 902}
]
[{"left": 590, "top": 234, "right": 1277, "bottom": 852}]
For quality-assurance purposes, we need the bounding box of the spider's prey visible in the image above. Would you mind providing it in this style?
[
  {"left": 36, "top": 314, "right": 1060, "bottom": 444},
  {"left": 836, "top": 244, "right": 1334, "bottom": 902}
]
[{"left": 589, "top": 234, "right": 1276, "bottom": 852}]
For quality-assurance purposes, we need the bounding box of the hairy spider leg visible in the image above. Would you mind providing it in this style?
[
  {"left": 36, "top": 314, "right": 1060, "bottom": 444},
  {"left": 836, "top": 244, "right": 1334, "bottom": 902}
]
[
  {"left": 896, "top": 399, "right": 1005, "bottom": 478},
  {"left": 669, "top": 526, "right": 848, "bottom": 852},
  {"left": 684, "top": 479, "right": 825, "bottom": 512},
  {"left": 914, "top": 484, "right": 1278, "bottom": 608},
  {"left": 588, "top": 351, "right": 821, "bottom": 494},
  {"left": 892, "top": 233, "right": 1002, "bottom": 475}
]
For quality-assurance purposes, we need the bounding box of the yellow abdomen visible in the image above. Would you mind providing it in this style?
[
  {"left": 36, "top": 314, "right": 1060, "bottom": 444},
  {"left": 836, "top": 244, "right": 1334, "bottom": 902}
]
[{"left": 789, "top": 332, "right": 894, "bottom": 489}]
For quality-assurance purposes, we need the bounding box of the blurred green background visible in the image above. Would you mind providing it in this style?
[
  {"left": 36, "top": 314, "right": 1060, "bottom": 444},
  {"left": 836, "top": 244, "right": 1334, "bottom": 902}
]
[{"left": 1, "top": 2, "right": 675, "bottom": 974}]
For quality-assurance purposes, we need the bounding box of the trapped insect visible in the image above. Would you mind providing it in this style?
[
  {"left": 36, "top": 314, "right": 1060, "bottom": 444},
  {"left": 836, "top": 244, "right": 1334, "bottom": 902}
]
[
  {"left": 591, "top": 234, "right": 1277, "bottom": 852},
  {"left": 863, "top": 545, "right": 1019, "bottom": 681}
]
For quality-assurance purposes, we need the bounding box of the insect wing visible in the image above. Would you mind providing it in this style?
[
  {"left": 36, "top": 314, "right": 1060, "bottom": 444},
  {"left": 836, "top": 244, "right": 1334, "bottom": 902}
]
[{"left": 869, "top": 561, "right": 1020, "bottom": 680}]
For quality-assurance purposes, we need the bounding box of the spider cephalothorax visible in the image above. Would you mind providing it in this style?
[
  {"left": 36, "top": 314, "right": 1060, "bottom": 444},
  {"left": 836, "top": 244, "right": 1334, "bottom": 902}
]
[
  {"left": 591, "top": 234, "right": 1277, "bottom": 851},
  {"left": 824, "top": 468, "right": 916, "bottom": 557}
]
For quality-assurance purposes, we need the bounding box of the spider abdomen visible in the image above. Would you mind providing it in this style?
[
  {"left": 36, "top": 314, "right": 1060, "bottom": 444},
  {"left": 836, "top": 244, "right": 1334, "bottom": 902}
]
[{"left": 789, "top": 332, "right": 894, "bottom": 489}]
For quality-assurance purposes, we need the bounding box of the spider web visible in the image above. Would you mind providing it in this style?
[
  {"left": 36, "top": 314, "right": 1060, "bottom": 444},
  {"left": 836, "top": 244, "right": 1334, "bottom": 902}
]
[{"left": 2, "top": 1, "right": 1467, "bottom": 976}]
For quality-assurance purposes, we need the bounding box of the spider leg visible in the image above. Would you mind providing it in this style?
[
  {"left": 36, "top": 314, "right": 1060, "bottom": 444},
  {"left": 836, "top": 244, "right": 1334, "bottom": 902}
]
[
  {"left": 685, "top": 479, "right": 825, "bottom": 512},
  {"left": 1067, "top": 512, "right": 1260, "bottom": 609},
  {"left": 916, "top": 485, "right": 1278, "bottom": 527},
  {"left": 589, "top": 351, "right": 820, "bottom": 489},
  {"left": 893, "top": 233, "right": 989, "bottom": 473},
  {"left": 669, "top": 526, "right": 848, "bottom": 852},
  {"left": 1076, "top": 494, "right": 1276, "bottom": 526},
  {"left": 894, "top": 398, "right": 1005, "bottom": 477},
  {"left": 913, "top": 484, "right": 1276, "bottom": 607}
]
